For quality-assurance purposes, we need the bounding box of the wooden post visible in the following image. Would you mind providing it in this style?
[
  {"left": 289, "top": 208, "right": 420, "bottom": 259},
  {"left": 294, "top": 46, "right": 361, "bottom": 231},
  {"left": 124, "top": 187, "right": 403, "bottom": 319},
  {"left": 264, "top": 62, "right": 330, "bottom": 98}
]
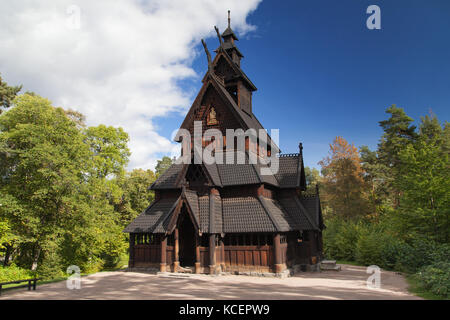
[
  {"left": 273, "top": 233, "right": 283, "bottom": 273},
  {"left": 195, "top": 234, "right": 201, "bottom": 274},
  {"left": 160, "top": 235, "right": 167, "bottom": 272},
  {"left": 129, "top": 233, "right": 135, "bottom": 268},
  {"left": 209, "top": 234, "right": 216, "bottom": 274},
  {"left": 173, "top": 228, "right": 179, "bottom": 272},
  {"left": 220, "top": 237, "right": 225, "bottom": 270}
]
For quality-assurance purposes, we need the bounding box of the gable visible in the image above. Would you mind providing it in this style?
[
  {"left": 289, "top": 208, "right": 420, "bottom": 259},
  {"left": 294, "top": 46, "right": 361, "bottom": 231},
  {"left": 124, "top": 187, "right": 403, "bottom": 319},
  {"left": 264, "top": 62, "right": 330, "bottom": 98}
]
[{"left": 179, "top": 82, "right": 245, "bottom": 137}]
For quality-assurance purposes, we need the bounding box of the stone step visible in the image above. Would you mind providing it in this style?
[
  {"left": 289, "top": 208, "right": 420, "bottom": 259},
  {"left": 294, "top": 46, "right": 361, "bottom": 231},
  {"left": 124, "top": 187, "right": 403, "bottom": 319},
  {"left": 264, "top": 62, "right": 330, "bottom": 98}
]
[
  {"left": 177, "top": 266, "right": 194, "bottom": 273},
  {"left": 321, "top": 260, "right": 337, "bottom": 265},
  {"left": 320, "top": 262, "right": 341, "bottom": 271},
  {"left": 157, "top": 272, "right": 192, "bottom": 278}
]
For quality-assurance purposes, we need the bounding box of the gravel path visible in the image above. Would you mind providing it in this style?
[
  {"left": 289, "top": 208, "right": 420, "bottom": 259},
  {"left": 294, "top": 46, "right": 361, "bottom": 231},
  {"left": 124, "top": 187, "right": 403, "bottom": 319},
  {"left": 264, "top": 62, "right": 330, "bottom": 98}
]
[{"left": 0, "top": 264, "right": 421, "bottom": 300}]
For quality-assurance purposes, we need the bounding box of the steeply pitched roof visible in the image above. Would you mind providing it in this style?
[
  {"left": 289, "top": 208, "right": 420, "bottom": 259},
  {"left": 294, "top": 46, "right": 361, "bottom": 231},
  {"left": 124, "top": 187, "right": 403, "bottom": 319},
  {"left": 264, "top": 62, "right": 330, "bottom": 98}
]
[
  {"left": 221, "top": 26, "right": 238, "bottom": 40},
  {"left": 124, "top": 189, "right": 320, "bottom": 234},
  {"left": 275, "top": 154, "right": 305, "bottom": 189},
  {"left": 123, "top": 197, "right": 179, "bottom": 233},
  {"left": 300, "top": 195, "right": 325, "bottom": 230},
  {"left": 222, "top": 196, "right": 277, "bottom": 233},
  {"left": 150, "top": 151, "right": 306, "bottom": 190},
  {"left": 150, "top": 163, "right": 186, "bottom": 190},
  {"left": 279, "top": 197, "right": 317, "bottom": 231}
]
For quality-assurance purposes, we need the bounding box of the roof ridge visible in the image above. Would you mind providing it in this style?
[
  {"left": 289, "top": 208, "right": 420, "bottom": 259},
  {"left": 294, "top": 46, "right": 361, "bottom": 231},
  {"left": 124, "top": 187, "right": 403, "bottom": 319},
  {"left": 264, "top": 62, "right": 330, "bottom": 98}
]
[
  {"left": 257, "top": 195, "right": 282, "bottom": 232},
  {"left": 293, "top": 196, "right": 318, "bottom": 231},
  {"left": 278, "top": 153, "right": 299, "bottom": 158},
  {"left": 181, "top": 191, "right": 201, "bottom": 233},
  {"left": 159, "top": 197, "right": 182, "bottom": 234}
]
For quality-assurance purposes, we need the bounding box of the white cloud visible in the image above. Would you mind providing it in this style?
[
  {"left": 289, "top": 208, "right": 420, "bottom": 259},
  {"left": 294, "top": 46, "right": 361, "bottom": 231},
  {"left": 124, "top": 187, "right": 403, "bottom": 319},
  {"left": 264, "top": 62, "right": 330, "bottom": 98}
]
[{"left": 0, "top": 0, "right": 261, "bottom": 169}]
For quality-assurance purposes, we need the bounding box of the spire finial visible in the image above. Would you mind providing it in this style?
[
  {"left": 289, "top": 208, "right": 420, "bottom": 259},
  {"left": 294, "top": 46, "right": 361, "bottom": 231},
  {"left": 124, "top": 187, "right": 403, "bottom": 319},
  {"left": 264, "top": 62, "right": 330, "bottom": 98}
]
[
  {"left": 201, "top": 39, "right": 212, "bottom": 73},
  {"left": 299, "top": 142, "right": 303, "bottom": 155},
  {"left": 214, "top": 26, "right": 223, "bottom": 47},
  {"left": 228, "top": 10, "right": 231, "bottom": 28}
]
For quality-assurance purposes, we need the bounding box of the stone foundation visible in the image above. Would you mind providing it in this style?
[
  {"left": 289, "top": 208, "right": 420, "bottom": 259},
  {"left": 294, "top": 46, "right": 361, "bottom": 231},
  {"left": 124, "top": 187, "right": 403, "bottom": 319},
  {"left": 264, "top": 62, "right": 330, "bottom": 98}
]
[
  {"left": 290, "top": 263, "right": 321, "bottom": 273},
  {"left": 127, "top": 267, "right": 159, "bottom": 274}
]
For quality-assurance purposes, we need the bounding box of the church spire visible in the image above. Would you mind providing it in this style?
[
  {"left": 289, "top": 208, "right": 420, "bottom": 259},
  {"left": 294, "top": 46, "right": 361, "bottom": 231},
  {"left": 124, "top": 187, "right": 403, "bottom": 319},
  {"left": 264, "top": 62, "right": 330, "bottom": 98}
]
[{"left": 220, "top": 10, "right": 243, "bottom": 65}]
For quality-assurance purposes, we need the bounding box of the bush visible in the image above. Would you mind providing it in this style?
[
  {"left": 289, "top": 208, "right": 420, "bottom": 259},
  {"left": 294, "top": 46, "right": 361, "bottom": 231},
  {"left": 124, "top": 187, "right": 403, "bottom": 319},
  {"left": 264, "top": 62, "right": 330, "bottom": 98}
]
[
  {"left": 323, "top": 218, "right": 362, "bottom": 261},
  {"left": 416, "top": 262, "right": 450, "bottom": 298},
  {"left": 355, "top": 230, "right": 383, "bottom": 266},
  {"left": 355, "top": 230, "right": 400, "bottom": 267},
  {"left": 394, "top": 238, "right": 445, "bottom": 273},
  {"left": 0, "top": 264, "right": 35, "bottom": 282}
]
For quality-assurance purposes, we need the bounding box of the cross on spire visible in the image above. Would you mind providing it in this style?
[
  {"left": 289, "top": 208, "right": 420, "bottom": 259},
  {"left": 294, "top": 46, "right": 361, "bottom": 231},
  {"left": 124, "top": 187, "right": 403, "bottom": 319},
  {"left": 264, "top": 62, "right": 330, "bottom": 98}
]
[{"left": 228, "top": 10, "right": 231, "bottom": 28}]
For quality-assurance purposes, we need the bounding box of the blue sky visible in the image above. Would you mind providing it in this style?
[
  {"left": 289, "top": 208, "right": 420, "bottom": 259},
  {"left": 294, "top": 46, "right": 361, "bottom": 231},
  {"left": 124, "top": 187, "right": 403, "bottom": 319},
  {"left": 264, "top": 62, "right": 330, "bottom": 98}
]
[
  {"left": 158, "top": 0, "right": 450, "bottom": 169},
  {"left": 1, "top": 0, "right": 448, "bottom": 170}
]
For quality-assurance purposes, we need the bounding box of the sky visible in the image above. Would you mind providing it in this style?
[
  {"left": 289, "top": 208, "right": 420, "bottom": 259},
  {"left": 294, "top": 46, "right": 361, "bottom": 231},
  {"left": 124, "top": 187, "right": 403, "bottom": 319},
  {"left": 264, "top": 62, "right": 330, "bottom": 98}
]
[{"left": 1, "top": 0, "right": 449, "bottom": 170}]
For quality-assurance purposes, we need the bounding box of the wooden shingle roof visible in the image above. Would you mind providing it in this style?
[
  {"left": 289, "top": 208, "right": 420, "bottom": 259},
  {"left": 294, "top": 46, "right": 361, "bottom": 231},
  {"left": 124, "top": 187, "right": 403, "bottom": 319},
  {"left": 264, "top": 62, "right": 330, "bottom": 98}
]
[
  {"left": 149, "top": 152, "right": 305, "bottom": 190},
  {"left": 123, "top": 197, "right": 179, "bottom": 233},
  {"left": 123, "top": 190, "right": 319, "bottom": 234}
]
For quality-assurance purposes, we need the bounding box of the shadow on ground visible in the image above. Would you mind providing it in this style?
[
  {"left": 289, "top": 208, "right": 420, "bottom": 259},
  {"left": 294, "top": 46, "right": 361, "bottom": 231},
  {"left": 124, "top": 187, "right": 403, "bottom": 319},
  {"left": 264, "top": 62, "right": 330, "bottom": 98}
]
[{"left": 0, "top": 264, "right": 420, "bottom": 300}]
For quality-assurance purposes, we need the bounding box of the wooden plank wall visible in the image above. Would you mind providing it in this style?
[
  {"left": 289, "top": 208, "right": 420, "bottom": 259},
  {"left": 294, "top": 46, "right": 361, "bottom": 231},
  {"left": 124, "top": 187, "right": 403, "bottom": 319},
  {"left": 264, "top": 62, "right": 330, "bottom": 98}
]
[
  {"left": 134, "top": 244, "right": 161, "bottom": 263},
  {"left": 223, "top": 245, "right": 273, "bottom": 267},
  {"left": 199, "top": 247, "right": 209, "bottom": 266}
]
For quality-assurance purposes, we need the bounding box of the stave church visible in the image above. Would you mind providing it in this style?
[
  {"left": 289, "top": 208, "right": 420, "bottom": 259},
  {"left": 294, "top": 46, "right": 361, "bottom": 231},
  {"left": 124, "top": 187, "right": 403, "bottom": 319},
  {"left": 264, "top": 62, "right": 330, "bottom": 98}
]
[{"left": 124, "top": 12, "right": 324, "bottom": 275}]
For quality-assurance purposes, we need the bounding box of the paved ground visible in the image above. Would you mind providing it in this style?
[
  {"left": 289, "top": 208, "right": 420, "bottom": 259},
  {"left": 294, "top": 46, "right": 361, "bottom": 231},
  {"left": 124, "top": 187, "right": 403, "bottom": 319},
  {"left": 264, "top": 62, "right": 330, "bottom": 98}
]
[{"left": 0, "top": 264, "right": 420, "bottom": 300}]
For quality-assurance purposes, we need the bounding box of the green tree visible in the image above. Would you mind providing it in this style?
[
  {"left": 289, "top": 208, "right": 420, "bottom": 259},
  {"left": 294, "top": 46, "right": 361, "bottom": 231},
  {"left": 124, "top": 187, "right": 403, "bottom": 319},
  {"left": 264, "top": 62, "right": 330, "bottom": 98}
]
[
  {"left": 116, "top": 169, "right": 156, "bottom": 226},
  {"left": 0, "top": 74, "right": 22, "bottom": 113},
  {"left": 304, "top": 166, "right": 321, "bottom": 195},
  {"left": 155, "top": 156, "right": 173, "bottom": 177},
  {"left": 84, "top": 125, "right": 131, "bottom": 179},
  {"left": 0, "top": 94, "right": 90, "bottom": 271},
  {"left": 377, "top": 105, "right": 418, "bottom": 207},
  {"left": 394, "top": 115, "right": 449, "bottom": 242}
]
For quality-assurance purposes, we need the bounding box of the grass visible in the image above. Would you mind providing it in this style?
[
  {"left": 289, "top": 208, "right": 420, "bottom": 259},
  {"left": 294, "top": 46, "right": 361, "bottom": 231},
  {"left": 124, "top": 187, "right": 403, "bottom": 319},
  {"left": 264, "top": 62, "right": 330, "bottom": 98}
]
[
  {"left": 1, "top": 258, "right": 129, "bottom": 295},
  {"left": 405, "top": 274, "right": 446, "bottom": 300}
]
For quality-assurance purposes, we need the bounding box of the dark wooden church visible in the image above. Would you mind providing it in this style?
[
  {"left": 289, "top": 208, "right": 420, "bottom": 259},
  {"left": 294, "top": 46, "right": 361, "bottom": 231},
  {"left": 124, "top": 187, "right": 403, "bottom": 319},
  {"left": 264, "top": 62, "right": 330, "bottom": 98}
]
[{"left": 124, "top": 13, "right": 324, "bottom": 275}]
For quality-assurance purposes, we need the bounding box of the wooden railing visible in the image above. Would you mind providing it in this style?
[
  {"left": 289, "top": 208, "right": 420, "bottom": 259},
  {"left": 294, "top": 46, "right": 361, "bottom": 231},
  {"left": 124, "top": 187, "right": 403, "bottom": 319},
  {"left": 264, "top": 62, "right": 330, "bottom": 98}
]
[{"left": 0, "top": 278, "right": 40, "bottom": 296}]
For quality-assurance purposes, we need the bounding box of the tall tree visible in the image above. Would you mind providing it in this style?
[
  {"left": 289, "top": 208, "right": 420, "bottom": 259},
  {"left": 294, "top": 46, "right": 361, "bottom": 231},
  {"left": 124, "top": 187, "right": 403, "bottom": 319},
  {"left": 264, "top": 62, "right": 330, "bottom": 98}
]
[
  {"left": 377, "top": 105, "right": 418, "bottom": 206},
  {"left": 319, "top": 136, "right": 370, "bottom": 219},
  {"left": 84, "top": 125, "right": 131, "bottom": 179},
  {"left": 0, "top": 74, "right": 22, "bottom": 113},
  {"left": 0, "top": 94, "right": 90, "bottom": 271},
  {"left": 394, "top": 115, "right": 449, "bottom": 242},
  {"left": 155, "top": 156, "right": 173, "bottom": 177},
  {"left": 116, "top": 169, "right": 156, "bottom": 226}
]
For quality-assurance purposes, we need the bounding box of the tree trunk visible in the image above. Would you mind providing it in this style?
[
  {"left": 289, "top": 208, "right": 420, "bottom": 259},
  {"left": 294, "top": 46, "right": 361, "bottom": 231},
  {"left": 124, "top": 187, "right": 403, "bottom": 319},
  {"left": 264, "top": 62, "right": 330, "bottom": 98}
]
[
  {"left": 31, "top": 245, "right": 41, "bottom": 271},
  {"left": 3, "top": 244, "right": 12, "bottom": 267}
]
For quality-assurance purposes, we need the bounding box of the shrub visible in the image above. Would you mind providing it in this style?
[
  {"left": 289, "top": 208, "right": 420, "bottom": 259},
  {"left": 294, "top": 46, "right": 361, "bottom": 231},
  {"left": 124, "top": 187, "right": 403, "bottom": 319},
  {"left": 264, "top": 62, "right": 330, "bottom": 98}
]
[
  {"left": 323, "top": 218, "right": 362, "bottom": 261},
  {"left": 416, "top": 262, "right": 450, "bottom": 298},
  {"left": 379, "top": 236, "right": 406, "bottom": 270},
  {"left": 355, "top": 230, "right": 402, "bottom": 267},
  {"left": 395, "top": 238, "right": 442, "bottom": 273},
  {"left": 0, "top": 264, "right": 35, "bottom": 282}
]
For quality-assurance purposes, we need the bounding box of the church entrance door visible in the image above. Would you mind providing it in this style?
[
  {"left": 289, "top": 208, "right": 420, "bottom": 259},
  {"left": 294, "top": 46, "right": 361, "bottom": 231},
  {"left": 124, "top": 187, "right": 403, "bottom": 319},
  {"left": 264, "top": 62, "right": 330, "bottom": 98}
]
[{"left": 178, "top": 207, "right": 196, "bottom": 267}]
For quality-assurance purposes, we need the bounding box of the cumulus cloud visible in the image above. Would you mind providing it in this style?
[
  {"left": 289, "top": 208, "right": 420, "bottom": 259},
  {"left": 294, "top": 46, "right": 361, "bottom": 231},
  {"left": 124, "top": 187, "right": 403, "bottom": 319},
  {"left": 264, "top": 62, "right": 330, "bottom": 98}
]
[{"left": 0, "top": 0, "right": 261, "bottom": 169}]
